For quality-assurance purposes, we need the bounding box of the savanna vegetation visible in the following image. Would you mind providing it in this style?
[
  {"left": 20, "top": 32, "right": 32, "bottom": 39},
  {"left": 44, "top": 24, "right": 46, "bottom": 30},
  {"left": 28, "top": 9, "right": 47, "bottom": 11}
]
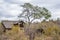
[
  {"left": 0, "top": 3, "right": 60, "bottom": 40},
  {"left": 0, "top": 19, "right": 60, "bottom": 40}
]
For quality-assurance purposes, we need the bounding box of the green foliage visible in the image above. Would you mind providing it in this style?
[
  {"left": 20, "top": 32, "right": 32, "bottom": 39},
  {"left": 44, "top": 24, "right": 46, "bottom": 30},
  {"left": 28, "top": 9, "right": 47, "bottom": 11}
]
[{"left": 19, "top": 3, "right": 51, "bottom": 23}]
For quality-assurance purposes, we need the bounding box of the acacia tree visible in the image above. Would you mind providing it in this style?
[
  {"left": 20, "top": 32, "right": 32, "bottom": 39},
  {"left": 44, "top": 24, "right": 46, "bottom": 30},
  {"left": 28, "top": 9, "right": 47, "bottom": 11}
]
[{"left": 18, "top": 3, "right": 51, "bottom": 40}]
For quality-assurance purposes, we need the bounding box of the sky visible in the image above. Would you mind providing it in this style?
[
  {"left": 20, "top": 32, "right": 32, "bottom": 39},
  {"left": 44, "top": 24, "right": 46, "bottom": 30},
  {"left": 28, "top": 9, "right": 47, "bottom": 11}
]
[{"left": 0, "top": 0, "right": 60, "bottom": 21}]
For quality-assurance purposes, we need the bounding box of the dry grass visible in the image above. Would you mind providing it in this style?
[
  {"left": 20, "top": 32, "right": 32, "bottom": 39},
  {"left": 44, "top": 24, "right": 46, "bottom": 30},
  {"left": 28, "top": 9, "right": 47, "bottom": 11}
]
[{"left": 0, "top": 21, "right": 60, "bottom": 40}]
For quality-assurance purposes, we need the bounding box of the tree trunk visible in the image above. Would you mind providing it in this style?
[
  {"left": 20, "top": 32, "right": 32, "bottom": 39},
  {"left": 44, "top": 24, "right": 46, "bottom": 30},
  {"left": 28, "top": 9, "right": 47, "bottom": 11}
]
[{"left": 29, "top": 32, "right": 35, "bottom": 40}]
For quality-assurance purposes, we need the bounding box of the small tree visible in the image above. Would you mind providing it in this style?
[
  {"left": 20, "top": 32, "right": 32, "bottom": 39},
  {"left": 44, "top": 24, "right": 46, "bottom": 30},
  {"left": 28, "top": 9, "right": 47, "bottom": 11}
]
[{"left": 18, "top": 3, "right": 51, "bottom": 40}]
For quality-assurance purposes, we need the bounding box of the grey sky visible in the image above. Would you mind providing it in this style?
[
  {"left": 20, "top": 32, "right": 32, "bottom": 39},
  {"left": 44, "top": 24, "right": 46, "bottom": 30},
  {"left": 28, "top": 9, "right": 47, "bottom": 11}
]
[{"left": 0, "top": 0, "right": 60, "bottom": 20}]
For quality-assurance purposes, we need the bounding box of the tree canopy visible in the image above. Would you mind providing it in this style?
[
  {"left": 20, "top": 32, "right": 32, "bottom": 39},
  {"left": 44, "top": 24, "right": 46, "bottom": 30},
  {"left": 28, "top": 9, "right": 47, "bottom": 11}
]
[{"left": 18, "top": 3, "right": 51, "bottom": 23}]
